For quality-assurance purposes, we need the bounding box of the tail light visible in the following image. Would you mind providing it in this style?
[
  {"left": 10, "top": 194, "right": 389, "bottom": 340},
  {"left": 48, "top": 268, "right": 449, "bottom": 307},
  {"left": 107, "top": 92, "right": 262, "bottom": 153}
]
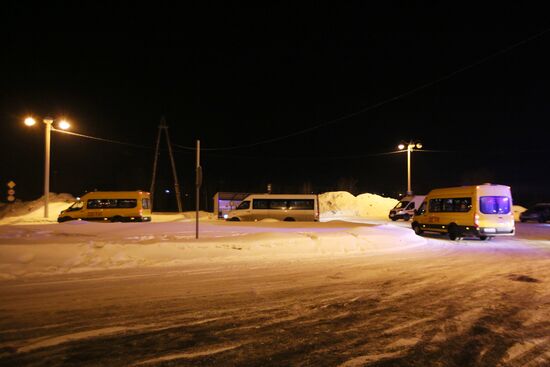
[
  {"left": 139, "top": 209, "right": 143, "bottom": 216},
  {"left": 474, "top": 213, "right": 480, "bottom": 227}
]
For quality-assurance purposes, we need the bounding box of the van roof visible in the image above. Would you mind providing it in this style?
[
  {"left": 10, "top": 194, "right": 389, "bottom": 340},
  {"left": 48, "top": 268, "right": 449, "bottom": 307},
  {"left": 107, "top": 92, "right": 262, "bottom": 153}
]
[
  {"left": 81, "top": 191, "right": 150, "bottom": 198},
  {"left": 243, "top": 194, "right": 317, "bottom": 200},
  {"left": 428, "top": 184, "right": 510, "bottom": 196}
]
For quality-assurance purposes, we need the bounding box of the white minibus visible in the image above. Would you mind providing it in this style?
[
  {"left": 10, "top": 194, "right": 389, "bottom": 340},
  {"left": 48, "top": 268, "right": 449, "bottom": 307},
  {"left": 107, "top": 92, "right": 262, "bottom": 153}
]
[
  {"left": 388, "top": 195, "right": 426, "bottom": 221},
  {"left": 226, "top": 194, "right": 319, "bottom": 222}
]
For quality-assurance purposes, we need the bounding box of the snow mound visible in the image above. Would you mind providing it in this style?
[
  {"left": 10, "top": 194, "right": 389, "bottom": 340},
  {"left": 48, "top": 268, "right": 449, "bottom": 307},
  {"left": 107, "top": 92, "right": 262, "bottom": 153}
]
[
  {"left": 513, "top": 205, "right": 527, "bottom": 221},
  {"left": 0, "top": 193, "right": 75, "bottom": 225},
  {"left": 319, "top": 191, "right": 398, "bottom": 219}
]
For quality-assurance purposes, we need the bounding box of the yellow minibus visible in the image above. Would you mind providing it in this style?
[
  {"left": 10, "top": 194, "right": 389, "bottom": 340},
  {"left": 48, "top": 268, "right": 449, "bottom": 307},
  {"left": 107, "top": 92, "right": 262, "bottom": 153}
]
[
  {"left": 58, "top": 191, "right": 152, "bottom": 223},
  {"left": 412, "top": 184, "right": 515, "bottom": 240}
]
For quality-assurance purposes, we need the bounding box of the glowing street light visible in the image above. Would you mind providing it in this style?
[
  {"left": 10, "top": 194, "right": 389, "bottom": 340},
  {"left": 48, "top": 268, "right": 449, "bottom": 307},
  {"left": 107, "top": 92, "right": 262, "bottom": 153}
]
[
  {"left": 24, "top": 117, "right": 37, "bottom": 126},
  {"left": 24, "top": 116, "right": 71, "bottom": 218},
  {"left": 58, "top": 120, "right": 70, "bottom": 130},
  {"left": 398, "top": 140, "right": 423, "bottom": 195}
]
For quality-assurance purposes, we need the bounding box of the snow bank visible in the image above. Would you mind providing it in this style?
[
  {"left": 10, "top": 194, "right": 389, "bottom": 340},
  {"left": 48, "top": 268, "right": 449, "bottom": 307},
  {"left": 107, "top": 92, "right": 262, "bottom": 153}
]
[
  {"left": 513, "top": 205, "right": 527, "bottom": 221},
  {"left": 319, "top": 191, "right": 398, "bottom": 219},
  {"left": 0, "top": 221, "right": 427, "bottom": 279},
  {"left": 0, "top": 193, "right": 75, "bottom": 225},
  {"left": 0, "top": 191, "right": 397, "bottom": 225}
]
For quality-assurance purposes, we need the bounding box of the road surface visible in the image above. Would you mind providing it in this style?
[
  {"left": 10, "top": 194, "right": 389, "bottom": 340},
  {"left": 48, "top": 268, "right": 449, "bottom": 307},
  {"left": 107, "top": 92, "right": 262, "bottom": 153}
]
[{"left": 1, "top": 222, "right": 549, "bottom": 366}]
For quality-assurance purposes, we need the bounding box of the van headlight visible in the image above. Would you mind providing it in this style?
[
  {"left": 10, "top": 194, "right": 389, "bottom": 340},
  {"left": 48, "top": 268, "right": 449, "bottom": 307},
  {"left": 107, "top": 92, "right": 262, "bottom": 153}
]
[{"left": 223, "top": 214, "right": 228, "bottom": 219}]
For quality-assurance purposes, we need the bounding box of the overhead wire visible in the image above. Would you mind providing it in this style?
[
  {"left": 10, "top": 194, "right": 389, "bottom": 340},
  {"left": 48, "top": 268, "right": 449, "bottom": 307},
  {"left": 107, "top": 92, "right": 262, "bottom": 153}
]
[
  {"left": 173, "top": 26, "right": 550, "bottom": 151},
  {"left": 50, "top": 27, "right": 550, "bottom": 158},
  {"left": 52, "top": 128, "right": 152, "bottom": 149}
]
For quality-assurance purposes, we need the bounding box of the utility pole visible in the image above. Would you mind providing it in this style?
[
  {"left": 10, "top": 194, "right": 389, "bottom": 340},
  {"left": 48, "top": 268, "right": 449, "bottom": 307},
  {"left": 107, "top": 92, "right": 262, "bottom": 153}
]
[
  {"left": 195, "top": 140, "right": 202, "bottom": 239},
  {"left": 150, "top": 117, "right": 183, "bottom": 212}
]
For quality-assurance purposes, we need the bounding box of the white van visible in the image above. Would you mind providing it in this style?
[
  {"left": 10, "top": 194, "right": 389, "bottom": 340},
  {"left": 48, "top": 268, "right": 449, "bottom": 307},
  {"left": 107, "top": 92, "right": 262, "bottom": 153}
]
[
  {"left": 412, "top": 184, "right": 515, "bottom": 240},
  {"left": 226, "top": 194, "right": 319, "bottom": 222},
  {"left": 388, "top": 195, "right": 426, "bottom": 221}
]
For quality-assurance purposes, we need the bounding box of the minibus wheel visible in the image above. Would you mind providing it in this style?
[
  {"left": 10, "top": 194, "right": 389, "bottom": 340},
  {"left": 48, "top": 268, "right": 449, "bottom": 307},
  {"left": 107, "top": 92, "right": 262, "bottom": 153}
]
[
  {"left": 58, "top": 216, "right": 72, "bottom": 223},
  {"left": 110, "top": 216, "right": 123, "bottom": 223},
  {"left": 412, "top": 222, "right": 423, "bottom": 235},
  {"left": 478, "top": 235, "right": 488, "bottom": 241},
  {"left": 448, "top": 224, "right": 460, "bottom": 241},
  {"left": 283, "top": 217, "right": 296, "bottom": 222}
]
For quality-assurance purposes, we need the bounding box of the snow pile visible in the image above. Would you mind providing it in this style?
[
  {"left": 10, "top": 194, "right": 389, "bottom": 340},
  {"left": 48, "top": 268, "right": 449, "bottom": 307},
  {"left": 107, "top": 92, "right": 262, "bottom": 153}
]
[
  {"left": 0, "top": 193, "right": 75, "bottom": 225},
  {"left": 319, "top": 191, "right": 398, "bottom": 219},
  {"left": 513, "top": 205, "right": 527, "bottom": 221}
]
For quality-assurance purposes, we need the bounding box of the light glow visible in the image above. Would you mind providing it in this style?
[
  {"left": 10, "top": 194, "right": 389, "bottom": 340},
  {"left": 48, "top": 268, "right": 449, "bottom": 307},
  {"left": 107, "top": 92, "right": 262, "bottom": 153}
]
[
  {"left": 398, "top": 144, "right": 405, "bottom": 150},
  {"left": 24, "top": 117, "right": 36, "bottom": 126},
  {"left": 58, "top": 120, "right": 70, "bottom": 130}
]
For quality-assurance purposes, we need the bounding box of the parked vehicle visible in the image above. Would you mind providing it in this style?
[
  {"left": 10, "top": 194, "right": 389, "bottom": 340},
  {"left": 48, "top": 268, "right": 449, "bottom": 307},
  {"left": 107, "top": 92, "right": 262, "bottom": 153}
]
[
  {"left": 412, "top": 184, "right": 515, "bottom": 240},
  {"left": 388, "top": 195, "right": 426, "bottom": 221},
  {"left": 519, "top": 203, "right": 550, "bottom": 223},
  {"left": 58, "top": 191, "right": 152, "bottom": 223},
  {"left": 225, "top": 194, "right": 319, "bottom": 222}
]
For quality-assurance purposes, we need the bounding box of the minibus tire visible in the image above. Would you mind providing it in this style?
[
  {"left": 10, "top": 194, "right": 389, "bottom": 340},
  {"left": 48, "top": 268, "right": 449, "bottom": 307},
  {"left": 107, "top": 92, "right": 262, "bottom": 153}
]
[
  {"left": 58, "top": 216, "right": 72, "bottom": 223},
  {"left": 412, "top": 222, "right": 423, "bottom": 235},
  {"left": 283, "top": 217, "right": 296, "bottom": 222},
  {"left": 110, "top": 216, "right": 123, "bottom": 223},
  {"left": 227, "top": 217, "right": 240, "bottom": 222},
  {"left": 478, "top": 235, "right": 488, "bottom": 241},
  {"left": 448, "top": 224, "right": 460, "bottom": 241}
]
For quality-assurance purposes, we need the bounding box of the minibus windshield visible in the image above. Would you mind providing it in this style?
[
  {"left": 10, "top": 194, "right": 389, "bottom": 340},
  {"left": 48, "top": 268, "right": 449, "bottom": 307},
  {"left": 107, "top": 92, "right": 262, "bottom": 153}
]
[{"left": 394, "top": 201, "right": 410, "bottom": 209}]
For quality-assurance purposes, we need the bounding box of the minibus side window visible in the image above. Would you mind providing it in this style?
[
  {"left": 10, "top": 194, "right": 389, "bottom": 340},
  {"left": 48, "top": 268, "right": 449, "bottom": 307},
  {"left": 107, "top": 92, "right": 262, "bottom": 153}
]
[
  {"left": 253, "top": 199, "right": 269, "bottom": 209},
  {"left": 117, "top": 199, "right": 137, "bottom": 208},
  {"left": 288, "top": 200, "right": 314, "bottom": 210},
  {"left": 430, "top": 198, "right": 471, "bottom": 212},
  {"left": 269, "top": 200, "right": 287, "bottom": 210},
  {"left": 87, "top": 199, "right": 101, "bottom": 209}
]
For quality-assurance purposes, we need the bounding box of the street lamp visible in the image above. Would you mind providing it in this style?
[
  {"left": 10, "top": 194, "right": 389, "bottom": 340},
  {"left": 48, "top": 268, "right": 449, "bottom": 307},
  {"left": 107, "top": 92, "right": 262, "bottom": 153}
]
[
  {"left": 398, "top": 140, "right": 422, "bottom": 196},
  {"left": 24, "top": 116, "right": 71, "bottom": 218}
]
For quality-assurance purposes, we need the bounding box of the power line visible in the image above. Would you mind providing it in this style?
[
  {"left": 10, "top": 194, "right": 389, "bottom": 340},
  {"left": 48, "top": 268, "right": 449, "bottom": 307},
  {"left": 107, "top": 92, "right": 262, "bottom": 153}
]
[
  {"left": 52, "top": 128, "right": 151, "bottom": 149},
  {"left": 174, "top": 27, "right": 550, "bottom": 152}
]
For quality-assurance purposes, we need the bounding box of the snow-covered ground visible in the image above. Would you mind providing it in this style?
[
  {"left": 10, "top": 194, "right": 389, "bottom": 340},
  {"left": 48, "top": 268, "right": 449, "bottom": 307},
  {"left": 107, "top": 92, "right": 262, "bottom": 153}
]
[
  {"left": 0, "top": 191, "right": 397, "bottom": 279},
  {"left": 0, "top": 192, "right": 533, "bottom": 280},
  {"left": 0, "top": 193, "right": 548, "bottom": 366}
]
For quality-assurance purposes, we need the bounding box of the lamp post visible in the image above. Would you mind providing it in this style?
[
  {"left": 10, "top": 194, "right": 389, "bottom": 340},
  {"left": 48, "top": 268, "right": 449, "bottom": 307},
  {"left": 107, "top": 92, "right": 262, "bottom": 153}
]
[
  {"left": 24, "top": 116, "right": 71, "bottom": 218},
  {"left": 398, "top": 141, "right": 422, "bottom": 196}
]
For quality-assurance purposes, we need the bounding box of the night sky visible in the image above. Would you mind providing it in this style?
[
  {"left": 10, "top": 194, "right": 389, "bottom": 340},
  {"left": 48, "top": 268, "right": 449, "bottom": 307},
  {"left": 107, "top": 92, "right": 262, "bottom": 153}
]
[{"left": 2, "top": 3, "right": 550, "bottom": 210}]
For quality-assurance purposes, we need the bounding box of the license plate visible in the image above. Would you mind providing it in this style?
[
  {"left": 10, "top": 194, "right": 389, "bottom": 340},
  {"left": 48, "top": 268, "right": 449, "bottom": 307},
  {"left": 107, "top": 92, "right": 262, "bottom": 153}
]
[{"left": 484, "top": 228, "right": 496, "bottom": 233}]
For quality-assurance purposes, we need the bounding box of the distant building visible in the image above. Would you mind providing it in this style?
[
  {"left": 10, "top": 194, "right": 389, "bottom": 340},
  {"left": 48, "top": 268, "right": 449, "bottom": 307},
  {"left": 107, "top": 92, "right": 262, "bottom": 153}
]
[{"left": 213, "top": 192, "right": 251, "bottom": 219}]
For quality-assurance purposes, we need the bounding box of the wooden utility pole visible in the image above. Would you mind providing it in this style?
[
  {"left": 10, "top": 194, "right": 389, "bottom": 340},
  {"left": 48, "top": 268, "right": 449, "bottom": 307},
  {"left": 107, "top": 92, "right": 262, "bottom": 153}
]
[
  {"left": 150, "top": 117, "right": 183, "bottom": 212},
  {"left": 195, "top": 140, "right": 202, "bottom": 239}
]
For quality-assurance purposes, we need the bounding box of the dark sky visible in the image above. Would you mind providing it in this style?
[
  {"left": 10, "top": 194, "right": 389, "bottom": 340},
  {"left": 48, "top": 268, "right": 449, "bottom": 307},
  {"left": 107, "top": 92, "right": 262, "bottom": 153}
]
[{"left": 2, "top": 3, "right": 550, "bottom": 209}]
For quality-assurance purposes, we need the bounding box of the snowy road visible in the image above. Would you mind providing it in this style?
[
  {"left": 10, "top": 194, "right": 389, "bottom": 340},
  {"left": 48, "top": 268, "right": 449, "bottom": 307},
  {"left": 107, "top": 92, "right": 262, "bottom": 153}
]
[{"left": 1, "top": 221, "right": 550, "bottom": 366}]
